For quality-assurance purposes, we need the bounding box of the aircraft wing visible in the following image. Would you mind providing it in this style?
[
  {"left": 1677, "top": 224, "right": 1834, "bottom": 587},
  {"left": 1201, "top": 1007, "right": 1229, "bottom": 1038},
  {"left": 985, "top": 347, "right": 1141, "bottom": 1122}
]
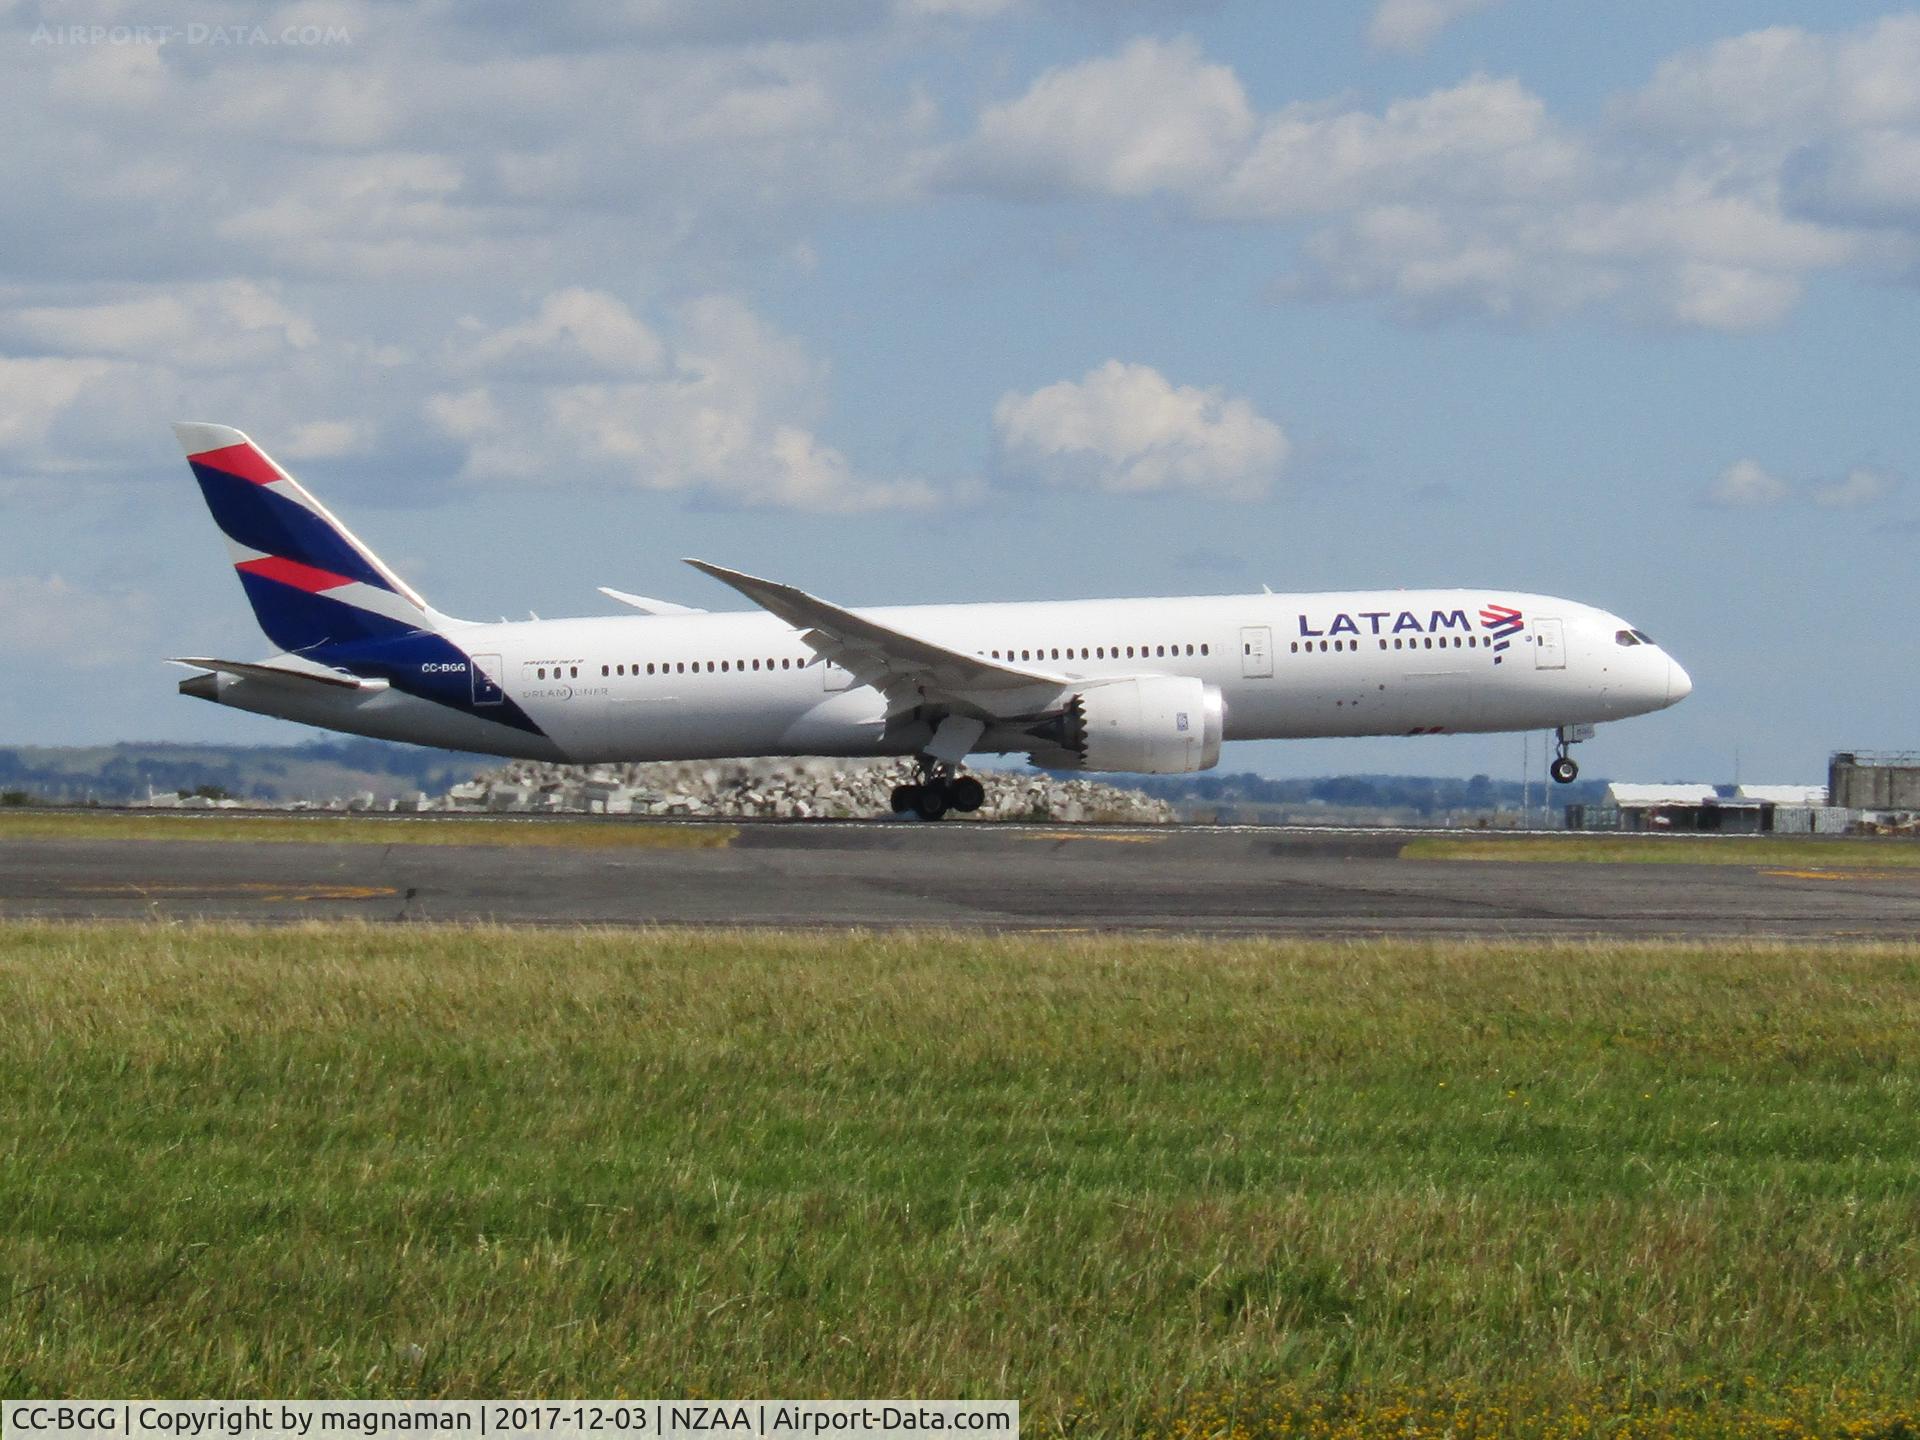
[{"left": 683, "top": 559, "right": 1067, "bottom": 716}]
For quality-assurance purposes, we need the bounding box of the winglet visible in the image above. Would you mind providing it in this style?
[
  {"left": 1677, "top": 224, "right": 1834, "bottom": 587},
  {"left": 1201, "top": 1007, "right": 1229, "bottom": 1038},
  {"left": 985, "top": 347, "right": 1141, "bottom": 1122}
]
[{"left": 598, "top": 586, "right": 706, "bottom": 616}]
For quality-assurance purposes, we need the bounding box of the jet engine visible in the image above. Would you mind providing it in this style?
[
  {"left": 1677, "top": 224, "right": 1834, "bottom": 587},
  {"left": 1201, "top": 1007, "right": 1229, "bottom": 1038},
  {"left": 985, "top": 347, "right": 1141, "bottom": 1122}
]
[{"left": 1026, "top": 676, "right": 1224, "bottom": 774}]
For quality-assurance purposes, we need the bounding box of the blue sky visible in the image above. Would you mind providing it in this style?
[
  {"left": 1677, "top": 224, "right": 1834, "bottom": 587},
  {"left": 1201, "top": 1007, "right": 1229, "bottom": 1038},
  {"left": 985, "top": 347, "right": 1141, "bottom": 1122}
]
[{"left": 5, "top": 0, "right": 1917, "bottom": 785}]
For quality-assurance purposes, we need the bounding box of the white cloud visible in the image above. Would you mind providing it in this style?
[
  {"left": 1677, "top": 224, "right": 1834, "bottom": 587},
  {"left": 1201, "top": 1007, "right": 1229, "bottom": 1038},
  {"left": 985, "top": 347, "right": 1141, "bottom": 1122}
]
[
  {"left": 941, "top": 37, "right": 1254, "bottom": 198},
  {"left": 1623, "top": 16, "right": 1920, "bottom": 139},
  {"left": 1368, "top": 0, "right": 1506, "bottom": 55},
  {"left": 428, "top": 292, "right": 938, "bottom": 513},
  {"left": 0, "top": 282, "right": 317, "bottom": 370},
  {"left": 1207, "top": 75, "right": 1582, "bottom": 220},
  {"left": 1705, "top": 460, "right": 1896, "bottom": 511},
  {"left": 455, "top": 288, "right": 667, "bottom": 381},
  {"left": 1812, "top": 466, "right": 1894, "bottom": 509},
  {"left": 994, "top": 360, "right": 1287, "bottom": 500},
  {"left": 0, "top": 358, "right": 123, "bottom": 466},
  {"left": 1706, "top": 458, "right": 1790, "bottom": 508},
  {"left": 0, "top": 574, "right": 154, "bottom": 667},
  {"left": 943, "top": 19, "right": 1918, "bottom": 330},
  {"left": 280, "top": 419, "right": 374, "bottom": 460}
]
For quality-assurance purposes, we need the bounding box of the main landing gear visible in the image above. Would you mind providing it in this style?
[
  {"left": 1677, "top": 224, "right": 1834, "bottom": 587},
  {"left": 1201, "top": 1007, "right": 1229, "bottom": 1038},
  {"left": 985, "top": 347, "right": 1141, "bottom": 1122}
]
[
  {"left": 1550, "top": 723, "right": 1595, "bottom": 785},
  {"left": 891, "top": 759, "right": 986, "bottom": 821}
]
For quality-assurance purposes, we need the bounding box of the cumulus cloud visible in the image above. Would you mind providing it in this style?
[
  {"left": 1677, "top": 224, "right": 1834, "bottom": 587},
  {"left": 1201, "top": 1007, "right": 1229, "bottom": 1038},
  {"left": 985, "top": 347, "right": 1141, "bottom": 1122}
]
[
  {"left": 994, "top": 360, "right": 1287, "bottom": 500},
  {"left": 0, "top": 282, "right": 317, "bottom": 370},
  {"left": 1706, "top": 458, "right": 1790, "bottom": 508},
  {"left": 939, "top": 37, "right": 1254, "bottom": 198},
  {"left": 1368, "top": 0, "right": 1506, "bottom": 55},
  {"left": 1705, "top": 459, "right": 1896, "bottom": 511},
  {"left": 429, "top": 291, "right": 938, "bottom": 513},
  {"left": 454, "top": 288, "right": 667, "bottom": 381},
  {"left": 1812, "top": 466, "right": 1894, "bottom": 509},
  {"left": 942, "top": 16, "right": 1920, "bottom": 329}
]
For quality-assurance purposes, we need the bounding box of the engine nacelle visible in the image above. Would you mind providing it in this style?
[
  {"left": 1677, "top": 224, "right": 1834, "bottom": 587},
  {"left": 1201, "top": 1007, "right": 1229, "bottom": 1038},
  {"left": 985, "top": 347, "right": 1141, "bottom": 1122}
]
[{"left": 1028, "top": 676, "right": 1225, "bottom": 774}]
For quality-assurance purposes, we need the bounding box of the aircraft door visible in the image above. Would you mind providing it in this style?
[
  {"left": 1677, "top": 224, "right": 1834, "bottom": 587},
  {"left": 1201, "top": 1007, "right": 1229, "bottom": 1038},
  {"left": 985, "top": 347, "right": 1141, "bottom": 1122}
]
[
  {"left": 1533, "top": 617, "right": 1566, "bottom": 670},
  {"left": 1240, "top": 626, "right": 1273, "bottom": 678},
  {"left": 469, "top": 653, "right": 504, "bottom": 706}
]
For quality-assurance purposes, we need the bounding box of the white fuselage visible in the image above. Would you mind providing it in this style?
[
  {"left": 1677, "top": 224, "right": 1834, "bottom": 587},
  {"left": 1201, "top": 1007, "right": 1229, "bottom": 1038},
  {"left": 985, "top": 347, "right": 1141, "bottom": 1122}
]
[{"left": 199, "top": 587, "right": 1690, "bottom": 766}]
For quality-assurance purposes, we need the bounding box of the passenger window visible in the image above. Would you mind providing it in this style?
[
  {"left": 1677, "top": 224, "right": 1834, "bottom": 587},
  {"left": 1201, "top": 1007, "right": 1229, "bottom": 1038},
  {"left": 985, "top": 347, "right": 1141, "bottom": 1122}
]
[
  {"left": 1379, "top": 639, "right": 1387, "bottom": 650},
  {"left": 1290, "top": 642, "right": 1299, "bottom": 653},
  {"left": 1200, "top": 644, "right": 1209, "bottom": 656},
  {"left": 1126, "top": 646, "right": 1135, "bottom": 658},
  {"left": 706, "top": 661, "right": 715, "bottom": 673},
  {"left": 569, "top": 666, "right": 578, "bottom": 678},
  {"left": 1022, "top": 650, "right": 1030, "bottom": 661}
]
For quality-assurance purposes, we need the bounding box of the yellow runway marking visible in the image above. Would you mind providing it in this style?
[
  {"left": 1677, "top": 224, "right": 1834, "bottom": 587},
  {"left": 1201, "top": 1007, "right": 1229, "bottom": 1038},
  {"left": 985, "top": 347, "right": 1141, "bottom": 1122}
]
[
  {"left": 1016, "top": 831, "right": 1166, "bottom": 844},
  {"left": 69, "top": 881, "right": 398, "bottom": 902},
  {"left": 1761, "top": 869, "right": 1907, "bottom": 882}
]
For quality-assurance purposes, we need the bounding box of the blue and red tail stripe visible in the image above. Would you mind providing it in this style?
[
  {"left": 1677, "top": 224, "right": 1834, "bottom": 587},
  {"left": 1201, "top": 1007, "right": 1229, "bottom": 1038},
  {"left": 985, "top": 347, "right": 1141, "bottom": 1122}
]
[{"left": 176, "top": 422, "right": 546, "bottom": 740}]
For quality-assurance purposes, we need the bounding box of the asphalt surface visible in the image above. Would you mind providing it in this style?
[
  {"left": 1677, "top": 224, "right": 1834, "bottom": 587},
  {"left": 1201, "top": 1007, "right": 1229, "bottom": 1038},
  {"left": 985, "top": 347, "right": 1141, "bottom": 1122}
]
[{"left": 4, "top": 818, "right": 1919, "bottom": 938}]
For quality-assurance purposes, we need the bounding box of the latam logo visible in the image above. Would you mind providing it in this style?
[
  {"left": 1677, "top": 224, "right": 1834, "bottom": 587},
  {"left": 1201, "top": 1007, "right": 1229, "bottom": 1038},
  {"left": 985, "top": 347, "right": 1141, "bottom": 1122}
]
[
  {"left": 1295, "top": 602, "right": 1528, "bottom": 662},
  {"left": 1479, "top": 603, "right": 1525, "bottom": 662}
]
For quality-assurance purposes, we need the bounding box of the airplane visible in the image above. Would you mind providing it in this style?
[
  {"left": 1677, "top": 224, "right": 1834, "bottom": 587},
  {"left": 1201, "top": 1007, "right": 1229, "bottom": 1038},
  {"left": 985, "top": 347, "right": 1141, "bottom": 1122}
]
[{"left": 169, "top": 423, "right": 1692, "bottom": 819}]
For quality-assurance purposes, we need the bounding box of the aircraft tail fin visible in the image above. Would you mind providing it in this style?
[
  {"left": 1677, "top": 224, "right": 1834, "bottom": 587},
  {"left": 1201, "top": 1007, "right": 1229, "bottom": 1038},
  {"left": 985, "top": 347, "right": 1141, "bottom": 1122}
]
[{"left": 173, "top": 423, "right": 445, "bottom": 657}]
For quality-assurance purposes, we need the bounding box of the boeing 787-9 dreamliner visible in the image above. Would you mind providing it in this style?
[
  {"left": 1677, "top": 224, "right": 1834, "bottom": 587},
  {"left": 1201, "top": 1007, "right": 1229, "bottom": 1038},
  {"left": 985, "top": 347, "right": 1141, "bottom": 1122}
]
[{"left": 170, "top": 424, "right": 1691, "bottom": 819}]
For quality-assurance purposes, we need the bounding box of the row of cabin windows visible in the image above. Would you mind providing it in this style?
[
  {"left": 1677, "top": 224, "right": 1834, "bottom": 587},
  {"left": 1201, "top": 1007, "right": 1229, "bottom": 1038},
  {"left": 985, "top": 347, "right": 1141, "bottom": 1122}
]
[
  {"left": 986, "top": 643, "right": 1209, "bottom": 662},
  {"left": 541, "top": 641, "right": 1227, "bottom": 681},
  {"left": 1290, "top": 635, "right": 1484, "bottom": 654},
  {"left": 534, "top": 659, "right": 810, "bottom": 680}
]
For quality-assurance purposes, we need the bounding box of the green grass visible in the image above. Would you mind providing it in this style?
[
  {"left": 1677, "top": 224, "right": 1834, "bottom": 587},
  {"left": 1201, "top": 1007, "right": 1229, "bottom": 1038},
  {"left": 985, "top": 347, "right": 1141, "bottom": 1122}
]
[
  {"left": 0, "top": 811, "right": 733, "bottom": 849},
  {"left": 1402, "top": 833, "right": 1920, "bottom": 867},
  {"left": 3, "top": 925, "right": 1919, "bottom": 1436}
]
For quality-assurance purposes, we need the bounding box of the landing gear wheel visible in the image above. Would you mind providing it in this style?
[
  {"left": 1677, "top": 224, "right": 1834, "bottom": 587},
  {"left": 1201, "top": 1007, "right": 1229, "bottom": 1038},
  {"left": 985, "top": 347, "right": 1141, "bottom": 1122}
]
[
  {"left": 891, "top": 783, "right": 920, "bottom": 815},
  {"left": 948, "top": 776, "right": 986, "bottom": 813},
  {"left": 1550, "top": 756, "right": 1579, "bottom": 784},
  {"left": 913, "top": 780, "right": 951, "bottom": 821}
]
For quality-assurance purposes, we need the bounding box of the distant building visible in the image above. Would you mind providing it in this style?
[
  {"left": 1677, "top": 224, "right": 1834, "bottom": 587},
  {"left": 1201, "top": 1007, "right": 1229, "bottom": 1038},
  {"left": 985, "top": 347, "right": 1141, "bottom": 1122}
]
[
  {"left": 1567, "top": 781, "right": 1847, "bottom": 833},
  {"left": 1829, "top": 752, "right": 1920, "bottom": 811}
]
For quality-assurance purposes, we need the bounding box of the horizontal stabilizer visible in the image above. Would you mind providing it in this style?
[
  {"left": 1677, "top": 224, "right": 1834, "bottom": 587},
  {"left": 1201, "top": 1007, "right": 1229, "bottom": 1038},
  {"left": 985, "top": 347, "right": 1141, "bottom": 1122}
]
[
  {"left": 598, "top": 587, "right": 707, "bottom": 616},
  {"left": 168, "top": 656, "right": 389, "bottom": 692}
]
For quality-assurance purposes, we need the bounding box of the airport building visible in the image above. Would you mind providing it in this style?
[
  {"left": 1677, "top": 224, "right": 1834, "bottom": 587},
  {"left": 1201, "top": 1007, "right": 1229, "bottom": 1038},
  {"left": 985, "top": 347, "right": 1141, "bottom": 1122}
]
[{"left": 1568, "top": 753, "right": 1920, "bottom": 833}]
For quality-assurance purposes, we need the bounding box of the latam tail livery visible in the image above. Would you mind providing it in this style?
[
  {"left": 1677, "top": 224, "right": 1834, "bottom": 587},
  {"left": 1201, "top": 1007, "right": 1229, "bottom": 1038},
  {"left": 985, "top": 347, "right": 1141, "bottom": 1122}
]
[{"left": 171, "top": 423, "right": 1690, "bottom": 819}]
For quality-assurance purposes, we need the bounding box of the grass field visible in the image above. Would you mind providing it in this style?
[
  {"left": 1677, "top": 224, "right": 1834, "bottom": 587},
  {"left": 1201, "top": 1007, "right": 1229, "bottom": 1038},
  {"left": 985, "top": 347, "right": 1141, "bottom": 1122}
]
[
  {"left": 1402, "top": 833, "right": 1920, "bottom": 867},
  {"left": 3, "top": 924, "right": 1918, "bottom": 1437},
  {"left": 0, "top": 811, "right": 733, "bottom": 849}
]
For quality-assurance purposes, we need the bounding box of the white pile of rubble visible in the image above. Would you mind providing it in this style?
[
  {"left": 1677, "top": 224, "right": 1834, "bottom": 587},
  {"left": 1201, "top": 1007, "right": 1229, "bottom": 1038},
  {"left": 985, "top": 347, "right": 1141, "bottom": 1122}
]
[{"left": 446, "top": 757, "right": 1175, "bottom": 823}]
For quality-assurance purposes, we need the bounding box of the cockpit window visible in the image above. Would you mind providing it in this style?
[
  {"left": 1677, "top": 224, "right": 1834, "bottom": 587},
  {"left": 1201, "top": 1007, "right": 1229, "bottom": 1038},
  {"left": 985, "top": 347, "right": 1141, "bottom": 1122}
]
[
  {"left": 1629, "top": 629, "right": 1655, "bottom": 644},
  {"left": 1614, "top": 630, "right": 1639, "bottom": 647}
]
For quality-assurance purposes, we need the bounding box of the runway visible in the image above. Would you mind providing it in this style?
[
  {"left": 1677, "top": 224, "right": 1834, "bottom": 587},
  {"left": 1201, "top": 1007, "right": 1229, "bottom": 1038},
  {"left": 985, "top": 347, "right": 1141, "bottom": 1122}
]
[{"left": 4, "top": 817, "right": 1919, "bottom": 938}]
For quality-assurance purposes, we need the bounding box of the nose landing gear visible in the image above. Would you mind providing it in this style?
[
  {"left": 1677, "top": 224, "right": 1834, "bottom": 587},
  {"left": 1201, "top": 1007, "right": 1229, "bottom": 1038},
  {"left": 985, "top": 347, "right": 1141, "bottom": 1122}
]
[
  {"left": 1550, "top": 723, "right": 1595, "bottom": 784},
  {"left": 890, "top": 759, "right": 987, "bottom": 820}
]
